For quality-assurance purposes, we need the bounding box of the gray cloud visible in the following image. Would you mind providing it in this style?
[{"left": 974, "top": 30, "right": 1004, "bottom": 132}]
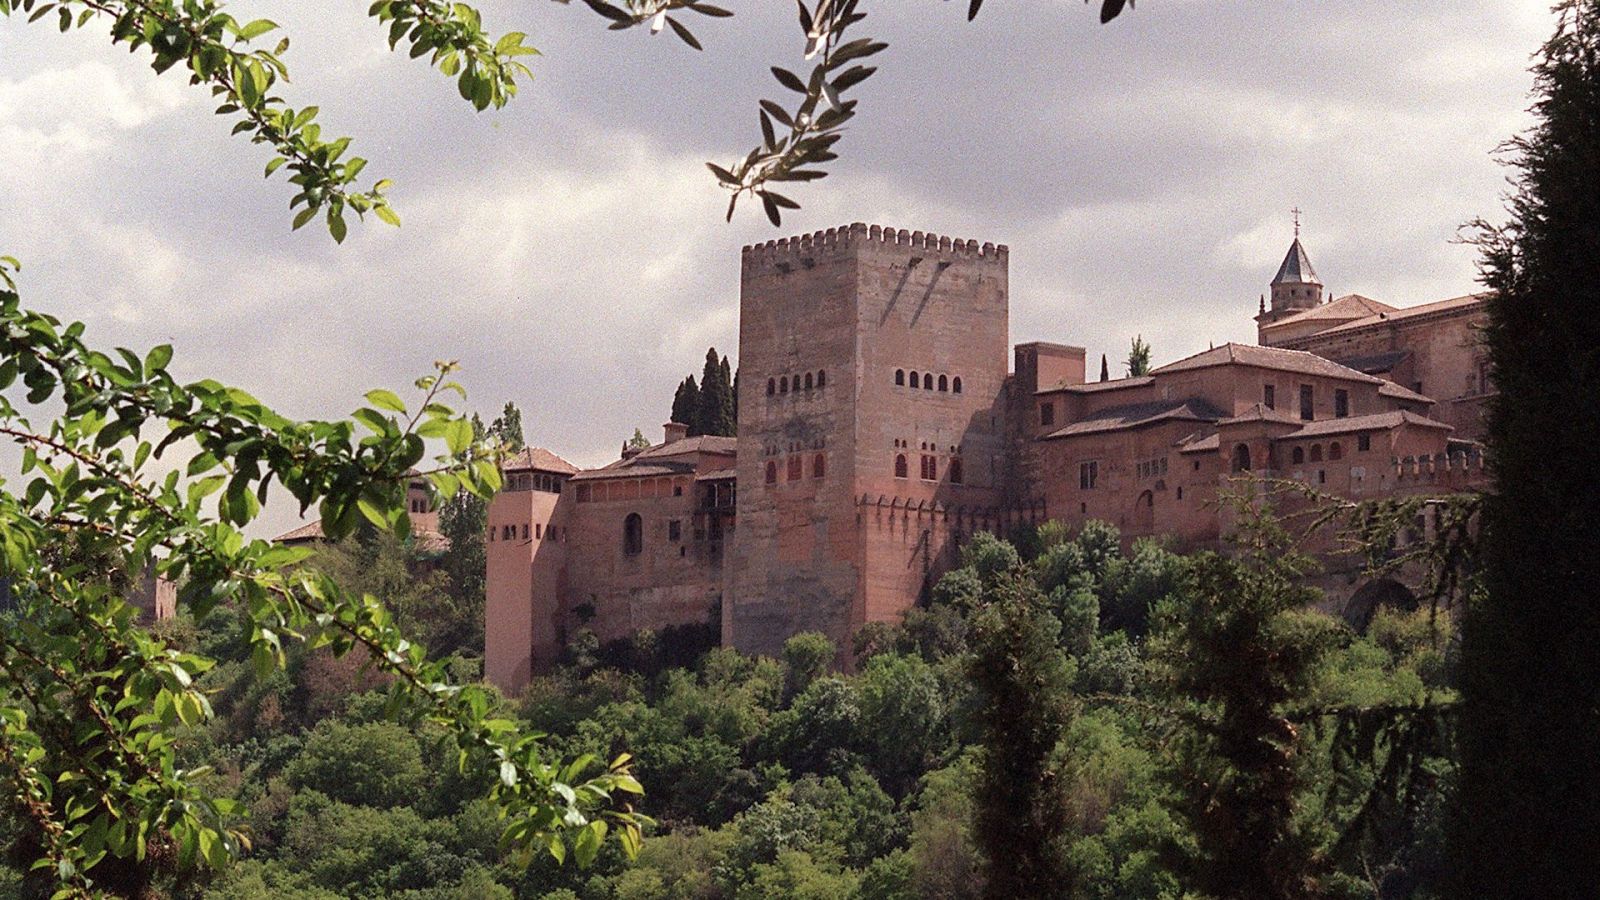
[{"left": 0, "top": 1, "right": 1550, "bottom": 536}]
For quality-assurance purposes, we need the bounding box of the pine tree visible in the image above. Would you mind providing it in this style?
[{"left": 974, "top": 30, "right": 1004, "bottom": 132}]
[
  {"left": 1453, "top": 3, "right": 1600, "bottom": 892},
  {"left": 670, "top": 375, "right": 699, "bottom": 427}
]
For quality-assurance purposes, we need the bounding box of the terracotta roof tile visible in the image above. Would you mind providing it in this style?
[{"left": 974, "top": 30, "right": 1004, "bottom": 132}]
[
  {"left": 1043, "top": 398, "right": 1224, "bottom": 438},
  {"left": 502, "top": 447, "right": 579, "bottom": 474},
  {"left": 1261, "top": 294, "right": 1397, "bottom": 331},
  {"left": 1378, "top": 381, "right": 1435, "bottom": 404},
  {"left": 1040, "top": 375, "right": 1155, "bottom": 395},
  {"left": 1151, "top": 342, "right": 1384, "bottom": 384},
  {"left": 1284, "top": 410, "right": 1452, "bottom": 439},
  {"left": 1307, "top": 292, "right": 1488, "bottom": 337}
]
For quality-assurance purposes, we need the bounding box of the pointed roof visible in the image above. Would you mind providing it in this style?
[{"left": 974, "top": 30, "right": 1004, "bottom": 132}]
[
  {"left": 502, "top": 447, "right": 580, "bottom": 475},
  {"left": 1271, "top": 238, "right": 1320, "bottom": 285}
]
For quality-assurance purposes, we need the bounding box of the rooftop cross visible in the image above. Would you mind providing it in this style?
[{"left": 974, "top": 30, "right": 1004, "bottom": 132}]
[{"left": 1291, "top": 206, "right": 1302, "bottom": 238}]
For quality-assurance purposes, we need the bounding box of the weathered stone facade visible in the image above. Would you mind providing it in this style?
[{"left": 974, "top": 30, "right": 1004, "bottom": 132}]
[{"left": 480, "top": 225, "right": 1492, "bottom": 694}]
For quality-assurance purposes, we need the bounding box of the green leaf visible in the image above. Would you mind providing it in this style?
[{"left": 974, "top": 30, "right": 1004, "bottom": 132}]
[
  {"left": 365, "top": 389, "right": 406, "bottom": 413},
  {"left": 145, "top": 343, "right": 173, "bottom": 373},
  {"left": 237, "top": 18, "right": 278, "bottom": 40},
  {"left": 444, "top": 418, "right": 473, "bottom": 454}
]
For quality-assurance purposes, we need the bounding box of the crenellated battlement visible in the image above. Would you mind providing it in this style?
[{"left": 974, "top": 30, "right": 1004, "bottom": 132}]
[
  {"left": 1390, "top": 449, "right": 1491, "bottom": 486},
  {"left": 741, "top": 222, "right": 1007, "bottom": 268}
]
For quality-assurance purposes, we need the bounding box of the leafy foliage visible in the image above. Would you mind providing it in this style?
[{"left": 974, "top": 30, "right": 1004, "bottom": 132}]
[{"left": 0, "top": 280, "right": 643, "bottom": 895}]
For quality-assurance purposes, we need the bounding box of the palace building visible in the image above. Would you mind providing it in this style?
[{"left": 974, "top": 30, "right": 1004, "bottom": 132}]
[{"left": 481, "top": 223, "right": 1491, "bottom": 693}]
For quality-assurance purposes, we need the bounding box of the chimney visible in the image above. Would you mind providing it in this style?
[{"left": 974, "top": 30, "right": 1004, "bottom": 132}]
[{"left": 663, "top": 421, "right": 689, "bottom": 444}]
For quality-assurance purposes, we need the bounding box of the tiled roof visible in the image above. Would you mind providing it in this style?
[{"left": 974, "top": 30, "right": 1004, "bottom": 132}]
[
  {"left": 696, "top": 467, "right": 738, "bottom": 481},
  {"left": 568, "top": 460, "right": 699, "bottom": 482},
  {"left": 1041, "top": 375, "right": 1155, "bottom": 395},
  {"left": 1151, "top": 342, "right": 1384, "bottom": 384},
  {"left": 1262, "top": 294, "right": 1396, "bottom": 330},
  {"left": 1218, "top": 402, "right": 1305, "bottom": 426},
  {"left": 1308, "top": 292, "right": 1488, "bottom": 337},
  {"left": 567, "top": 435, "right": 737, "bottom": 482},
  {"left": 273, "top": 521, "right": 326, "bottom": 544},
  {"left": 1335, "top": 349, "right": 1412, "bottom": 375},
  {"left": 635, "top": 436, "right": 737, "bottom": 459},
  {"left": 1378, "top": 381, "right": 1434, "bottom": 404},
  {"left": 1043, "top": 398, "right": 1225, "bottom": 438},
  {"left": 502, "top": 447, "right": 579, "bottom": 474},
  {"left": 1272, "top": 238, "right": 1320, "bottom": 285},
  {"left": 1284, "top": 410, "right": 1452, "bottom": 439},
  {"left": 272, "top": 519, "right": 450, "bottom": 554},
  {"left": 1175, "top": 430, "right": 1220, "bottom": 453}
]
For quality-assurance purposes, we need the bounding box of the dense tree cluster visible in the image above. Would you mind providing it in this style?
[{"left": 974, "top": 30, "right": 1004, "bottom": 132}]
[
  {"left": 669, "top": 349, "right": 737, "bottom": 438},
  {"left": 0, "top": 515, "right": 1458, "bottom": 898}
]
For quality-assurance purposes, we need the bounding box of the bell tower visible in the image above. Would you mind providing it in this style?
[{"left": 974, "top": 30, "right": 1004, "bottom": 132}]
[{"left": 1257, "top": 209, "right": 1324, "bottom": 329}]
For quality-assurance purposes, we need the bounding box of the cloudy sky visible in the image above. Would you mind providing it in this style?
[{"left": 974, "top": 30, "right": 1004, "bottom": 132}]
[{"left": 0, "top": 0, "right": 1552, "bottom": 535}]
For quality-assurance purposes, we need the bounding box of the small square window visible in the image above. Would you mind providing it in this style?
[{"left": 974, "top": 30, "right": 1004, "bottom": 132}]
[
  {"left": 668, "top": 520, "right": 681, "bottom": 542},
  {"left": 1358, "top": 433, "right": 1372, "bottom": 452}
]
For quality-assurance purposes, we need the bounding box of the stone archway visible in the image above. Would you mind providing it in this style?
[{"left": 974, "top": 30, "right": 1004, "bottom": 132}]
[{"left": 1342, "top": 578, "right": 1419, "bottom": 632}]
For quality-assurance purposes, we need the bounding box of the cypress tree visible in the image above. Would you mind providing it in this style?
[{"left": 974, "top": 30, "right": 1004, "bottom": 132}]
[
  {"left": 1099, "top": 353, "right": 1109, "bottom": 382},
  {"left": 1453, "top": 3, "right": 1600, "bottom": 892},
  {"left": 694, "top": 347, "right": 736, "bottom": 437},
  {"left": 670, "top": 375, "right": 699, "bottom": 428}
]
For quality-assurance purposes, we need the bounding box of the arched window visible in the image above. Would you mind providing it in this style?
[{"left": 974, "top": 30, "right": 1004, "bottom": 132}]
[
  {"left": 623, "top": 513, "right": 643, "bottom": 556},
  {"left": 817, "top": 370, "right": 826, "bottom": 388},
  {"left": 1310, "top": 444, "right": 1324, "bottom": 463},
  {"left": 1232, "top": 443, "right": 1252, "bottom": 473},
  {"left": 909, "top": 371, "right": 919, "bottom": 389},
  {"left": 787, "top": 456, "right": 802, "bottom": 481},
  {"left": 813, "top": 453, "right": 826, "bottom": 478},
  {"left": 780, "top": 376, "right": 789, "bottom": 394},
  {"left": 767, "top": 378, "right": 776, "bottom": 396},
  {"left": 895, "top": 369, "right": 905, "bottom": 386},
  {"left": 894, "top": 454, "right": 908, "bottom": 478},
  {"left": 952, "top": 377, "right": 962, "bottom": 394},
  {"left": 804, "top": 372, "right": 814, "bottom": 390},
  {"left": 949, "top": 457, "right": 963, "bottom": 484},
  {"left": 1292, "top": 446, "right": 1304, "bottom": 464},
  {"left": 1329, "top": 441, "right": 1344, "bottom": 461},
  {"left": 765, "top": 461, "right": 777, "bottom": 484},
  {"left": 938, "top": 374, "right": 948, "bottom": 392},
  {"left": 923, "top": 373, "right": 933, "bottom": 390}
]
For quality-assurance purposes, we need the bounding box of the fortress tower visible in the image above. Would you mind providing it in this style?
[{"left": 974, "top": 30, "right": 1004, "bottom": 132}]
[{"left": 726, "top": 224, "right": 1011, "bottom": 658}]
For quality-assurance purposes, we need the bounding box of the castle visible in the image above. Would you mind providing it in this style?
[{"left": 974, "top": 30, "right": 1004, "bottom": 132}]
[{"left": 481, "top": 223, "right": 1492, "bottom": 694}]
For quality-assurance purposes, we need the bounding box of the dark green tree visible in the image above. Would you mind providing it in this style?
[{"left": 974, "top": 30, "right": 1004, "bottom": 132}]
[
  {"left": 1099, "top": 353, "right": 1110, "bottom": 382},
  {"left": 693, "top": 348, "right": 736, "bottom": 437},
  {"left": 1454, "top": 1, "right": 1600, "bottom": 892},
  {"left": 670, "top": 375, "right": 700, "bottom": 428},
  {"left": 967, "top": 564, "right": 1077, "bottom": 899},
  {"left": 489, "top": 401, "right": 524, "bottom": 451},
  {"left": 1125, "top": 335, "right": 1152, "bottom": 377},
  {"left": 1150, "top": 508, "right": 1336, "bottom": 899}
]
